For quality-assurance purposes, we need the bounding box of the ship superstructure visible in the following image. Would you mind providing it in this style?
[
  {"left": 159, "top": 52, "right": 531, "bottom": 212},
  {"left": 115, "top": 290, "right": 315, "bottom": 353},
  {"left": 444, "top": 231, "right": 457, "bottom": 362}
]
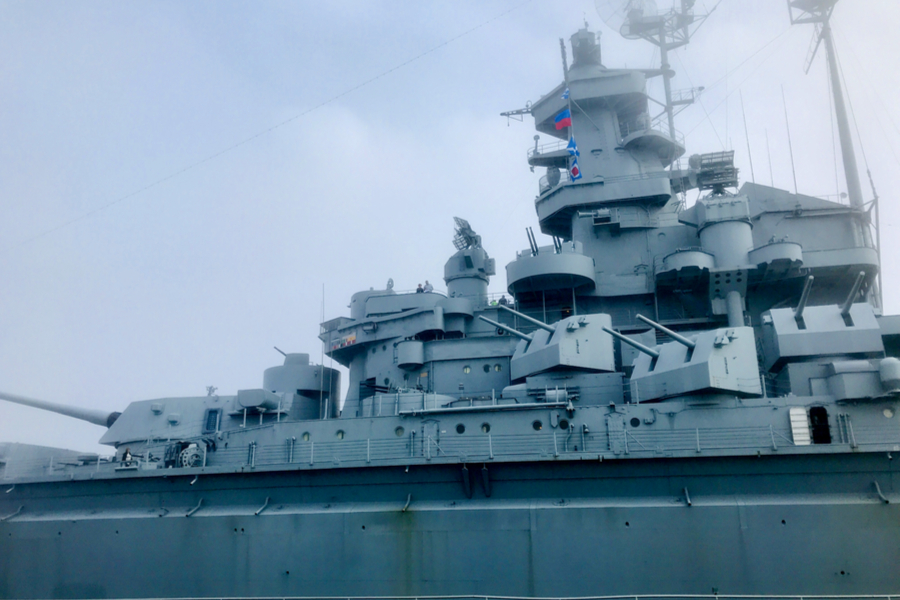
[{"left": 1, "top": 4, "right": 899, "bottom": 599}]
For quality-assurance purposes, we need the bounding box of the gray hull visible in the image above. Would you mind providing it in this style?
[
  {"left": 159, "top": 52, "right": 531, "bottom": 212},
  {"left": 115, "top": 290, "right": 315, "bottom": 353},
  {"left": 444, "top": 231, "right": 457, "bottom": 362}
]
[
  {"left": 3, "top": 14, "right": 899, "bottom": 600},
  {"left": 2, "top": 452, "right": 897, "bottom": 599}
]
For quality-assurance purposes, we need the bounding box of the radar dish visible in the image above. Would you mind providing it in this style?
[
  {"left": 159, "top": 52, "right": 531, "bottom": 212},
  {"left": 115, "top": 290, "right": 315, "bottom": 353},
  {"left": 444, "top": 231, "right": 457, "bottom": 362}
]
[
  {"left": 594, "top": 0, "right": 661, "bottom": 39},
  {"left": 452, "top": 217, "right": 482, "bottom": 250}
]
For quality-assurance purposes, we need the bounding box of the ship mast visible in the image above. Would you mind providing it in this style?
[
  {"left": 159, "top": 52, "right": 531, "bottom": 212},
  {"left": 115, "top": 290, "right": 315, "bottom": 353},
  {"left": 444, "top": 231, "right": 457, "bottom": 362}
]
[
  {"left": 788, "top": 0, "right": 878, "bottom": 301},
  {"left": 788, "top": 1, "right": 864, "bottom": 213},
  {"left": 598, "top": 0, "right": 712, "bottom": 143}
]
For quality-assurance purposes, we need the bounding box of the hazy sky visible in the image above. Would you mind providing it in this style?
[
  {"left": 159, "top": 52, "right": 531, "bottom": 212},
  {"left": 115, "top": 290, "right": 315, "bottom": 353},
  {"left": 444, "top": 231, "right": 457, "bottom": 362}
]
[{"left": 2, "top": 0, "right": 899, "bottom": 454}]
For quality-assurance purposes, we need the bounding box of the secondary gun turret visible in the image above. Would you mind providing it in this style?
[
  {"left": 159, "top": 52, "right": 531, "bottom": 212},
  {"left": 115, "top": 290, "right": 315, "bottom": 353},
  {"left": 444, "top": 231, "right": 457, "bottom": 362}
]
[
  {"left": 0, "top": 391, "right": 120, "bottom": 428},
  {"left": 480, "top": 306, "right": 616, "bottom": 380}
]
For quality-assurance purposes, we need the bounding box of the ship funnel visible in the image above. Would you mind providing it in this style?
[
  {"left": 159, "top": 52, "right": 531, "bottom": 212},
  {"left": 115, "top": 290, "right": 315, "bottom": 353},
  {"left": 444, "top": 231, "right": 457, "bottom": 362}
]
[{"left": 0, "top": 391, "right": 120, "bottom": 428}]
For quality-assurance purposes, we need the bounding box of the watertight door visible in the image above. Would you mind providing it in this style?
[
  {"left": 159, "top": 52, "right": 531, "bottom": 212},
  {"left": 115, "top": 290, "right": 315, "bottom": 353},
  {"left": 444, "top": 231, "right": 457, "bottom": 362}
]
[{"left": 606, "top": 412, "right": 626, "bottom": 455}]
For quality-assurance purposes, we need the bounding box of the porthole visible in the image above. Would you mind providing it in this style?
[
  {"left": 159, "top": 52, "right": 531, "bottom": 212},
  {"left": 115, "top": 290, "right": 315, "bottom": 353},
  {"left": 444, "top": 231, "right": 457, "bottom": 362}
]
[
  {"left": 382, "top": 345, "right": 386, "bottom": 351},
  {"left": 494, "top": 364, "right": 502, "bottom": 372},
  {"left": 335, "top": 430, "right": 345, "bottom": 440},
  {"left": 483, "top": 364, "right": 491, "bottom": 373},
  {"left": 302, "top": 432, "right": 310, "bottom": 441},
  {"left": 395, "top": 426, "right": 405, "bottom": 437},
  {"left": 463, "top": 365, "right": 471, "bottom": 374},
  {"left": 630, "top": 417, "right": 641, "bottom": 427},
  {"left": 481, "top": 423, "right": 491, "bottom": 433},
  {"left": 532, "top": 420, "right": 543, "bottom": 431},
  {"left": 456, "top": 424, "right": 466, "bottom": 434},
  {"left": 383, "top": 377, "right": 390, "bottom": 386},
  {"left": 558, "top": 419, "right": 570, "bottom": 430}
]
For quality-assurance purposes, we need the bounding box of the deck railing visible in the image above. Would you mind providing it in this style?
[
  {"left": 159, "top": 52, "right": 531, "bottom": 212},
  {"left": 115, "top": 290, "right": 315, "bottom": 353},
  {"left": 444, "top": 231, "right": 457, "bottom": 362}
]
[
  {"left": 70, "top": 593, "right": 899, "bottom": 600},
  {"left": 7, "top": 415, "right": 900, "bottom": 483}
]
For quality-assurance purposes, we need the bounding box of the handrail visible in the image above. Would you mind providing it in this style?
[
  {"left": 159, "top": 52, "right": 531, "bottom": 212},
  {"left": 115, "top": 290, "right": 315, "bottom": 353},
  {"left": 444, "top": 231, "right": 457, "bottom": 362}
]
[
  {"left": 94, "top": 593, "right": 900, "bottom": 600},
  {"left": 5, "top": 416, "right": 900, "bottom": 484},
  {"left": 527, "top": 139, "right": 568, "bottom": 159}
]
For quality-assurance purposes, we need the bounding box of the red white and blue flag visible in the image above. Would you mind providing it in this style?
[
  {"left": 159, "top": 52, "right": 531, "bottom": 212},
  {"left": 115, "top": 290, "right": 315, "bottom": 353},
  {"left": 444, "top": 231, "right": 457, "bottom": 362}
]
[
  {"left": 554, "top": 109, "right": 572, "bottom": 130},
  {"left": 570, "top": 158, "right": 583, "bottom": 181}
]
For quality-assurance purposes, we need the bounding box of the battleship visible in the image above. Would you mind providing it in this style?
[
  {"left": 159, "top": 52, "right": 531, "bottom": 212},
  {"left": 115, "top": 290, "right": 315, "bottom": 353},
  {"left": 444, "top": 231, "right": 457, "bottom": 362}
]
[{"left": 2, "top": 1, "right": 899, "bottom": 598}]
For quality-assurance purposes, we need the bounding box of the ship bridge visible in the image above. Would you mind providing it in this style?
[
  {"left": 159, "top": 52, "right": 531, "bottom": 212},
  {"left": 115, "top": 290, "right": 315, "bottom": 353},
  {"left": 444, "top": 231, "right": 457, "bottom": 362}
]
[{"left": 522, "top": 29, "right": 683, "bottom": 240}]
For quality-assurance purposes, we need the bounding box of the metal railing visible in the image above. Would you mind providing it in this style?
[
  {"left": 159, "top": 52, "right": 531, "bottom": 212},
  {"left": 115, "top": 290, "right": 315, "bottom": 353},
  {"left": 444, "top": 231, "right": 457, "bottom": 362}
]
[
  {"left": 527, "top": 139, "right": 568, "bottom": 160},
  {"left": 75, "top": 593, "right": 899, "bottom": 600},
  {"left": 5, "top": 413, "right": 900, "bottom": 482}
]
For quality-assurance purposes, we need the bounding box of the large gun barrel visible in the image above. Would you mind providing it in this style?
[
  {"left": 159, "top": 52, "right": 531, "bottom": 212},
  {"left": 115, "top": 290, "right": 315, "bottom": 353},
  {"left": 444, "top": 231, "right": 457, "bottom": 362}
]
[
  {"left": 496, "top": 305, "right": 556, "bottom": 333},
  {"left": 840, "top": 271, "right": 866, "bottom": 317},
  {"left": 477, "top": 315, "right": 534, "bottom": 342},
  {"left": 601, "top": 326, "right": 660, "bottom": 359},
  {"left": 636, "top": 314, "right": 696, "bottom": 349},
  {"left": 794, "top": 275, "right": 814, "bottom": 322},
  {"left": 0, "top": 391, "right": 120, "bottom": 428}
]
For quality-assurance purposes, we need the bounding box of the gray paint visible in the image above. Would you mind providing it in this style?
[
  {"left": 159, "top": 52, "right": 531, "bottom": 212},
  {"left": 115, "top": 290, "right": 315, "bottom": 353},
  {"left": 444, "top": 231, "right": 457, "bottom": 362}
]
[{"left": 2, "top": 24, "right": 900, "bottom": 600}]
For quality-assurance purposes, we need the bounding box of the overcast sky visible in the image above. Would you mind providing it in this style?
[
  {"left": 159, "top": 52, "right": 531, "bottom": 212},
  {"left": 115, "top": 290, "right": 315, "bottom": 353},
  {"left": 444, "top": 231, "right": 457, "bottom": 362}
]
[{"left": 2, "top": 0, "right": 899, "bottom": 454}]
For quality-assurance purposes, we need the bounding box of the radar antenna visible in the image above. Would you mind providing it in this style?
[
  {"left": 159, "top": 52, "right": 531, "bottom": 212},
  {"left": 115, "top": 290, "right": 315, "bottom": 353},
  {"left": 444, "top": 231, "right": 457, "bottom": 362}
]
[
  {"left": 595, "top": 0, "right": 661, "bottom": 40},
  {"left": 594, "top": 0, "right": 714, "bottom": 141},
  {"left": 452, "top": 217, "right": 482, "bottom": 250}
]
